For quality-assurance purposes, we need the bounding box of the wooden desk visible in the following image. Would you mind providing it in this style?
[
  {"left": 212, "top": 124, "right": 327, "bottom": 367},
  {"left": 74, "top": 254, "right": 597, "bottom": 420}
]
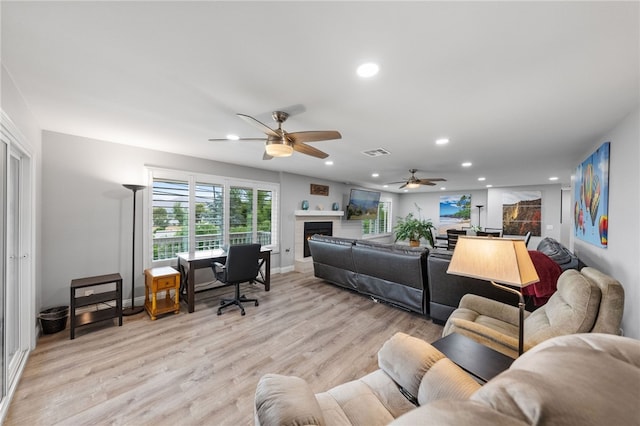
[
  {"left": 177, "top": 248, "right": 271, "bottom": 313},
  {"left": 431, "top": 333, "right": 514, "bottom": 383}
]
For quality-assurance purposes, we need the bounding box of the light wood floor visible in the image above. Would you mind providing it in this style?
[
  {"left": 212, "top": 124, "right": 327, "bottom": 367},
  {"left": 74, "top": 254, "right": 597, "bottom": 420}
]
[{"left": 5, "top": 271, "right": 443, "bottom": 425}]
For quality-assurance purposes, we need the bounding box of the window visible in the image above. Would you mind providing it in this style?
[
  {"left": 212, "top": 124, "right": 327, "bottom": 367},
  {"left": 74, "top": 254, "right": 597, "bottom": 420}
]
[
  {"left": 148, "top": 169, "right": 279, "bottom": 263},
  {"left": 362, "top": 200, "right": 392, "bottom": 236}
]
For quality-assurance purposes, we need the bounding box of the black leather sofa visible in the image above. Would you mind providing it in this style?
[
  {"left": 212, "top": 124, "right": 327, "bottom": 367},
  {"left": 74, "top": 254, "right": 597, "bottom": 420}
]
[
  {"left": 427, "top": 249, "right": 518, "bottom": 324},
  {"left": 308, "top": 235, "right": 582, "bottom": 325},
  {"left": 308, "top": 235, "right": 429, "bottom": 314}
]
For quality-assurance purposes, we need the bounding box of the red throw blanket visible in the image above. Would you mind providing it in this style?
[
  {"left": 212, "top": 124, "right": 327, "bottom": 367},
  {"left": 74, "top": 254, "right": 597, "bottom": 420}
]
[{"left": 524, "top": 250, "right": 563, "bottom": 306}]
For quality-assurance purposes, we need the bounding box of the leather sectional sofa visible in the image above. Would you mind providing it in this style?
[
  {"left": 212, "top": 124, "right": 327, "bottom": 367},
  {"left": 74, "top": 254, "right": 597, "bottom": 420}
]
[
  {"left": 308, "top": 234, "right": 584, "bottom": 324},
  {"left": 307, "top": 235, "right": 428, "bottom": 314}
]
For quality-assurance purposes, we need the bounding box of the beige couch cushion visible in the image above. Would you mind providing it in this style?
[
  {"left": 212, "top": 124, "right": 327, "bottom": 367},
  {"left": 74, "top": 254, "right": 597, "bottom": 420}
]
[
  {"left": 377, "top": 332, "right": 445, "bottom": 400},
  {"left": 580, "top": 267, "right": 624, "bottom": 334},
  {"left": 525, "top": 268, "right": 601, "bottom": 345},
  {"left": 470, "top": 333, "right": 640, "bottom": 425},
  {"left": 254, "top": 374, "right": 325, "bottom": 426}
]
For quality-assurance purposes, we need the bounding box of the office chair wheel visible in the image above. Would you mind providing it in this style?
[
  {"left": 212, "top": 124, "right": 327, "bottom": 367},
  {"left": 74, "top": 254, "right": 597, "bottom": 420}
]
[
  {"left": 217, "top": 309, "right": 222, "bottom": 315},
  {"left": 241, "top": 309, "right": 246, "bottom": 316},
  {"left": 255, "top": 301, "right": 259, "bottom": 306}
]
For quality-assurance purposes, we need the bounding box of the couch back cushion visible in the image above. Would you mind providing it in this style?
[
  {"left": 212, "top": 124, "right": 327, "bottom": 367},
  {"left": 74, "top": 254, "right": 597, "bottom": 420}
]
[
  {"left": 580, "top": 267, "right": 624, "bottom": 334},
  {"left": 469, "top": 334, "right": 640, "bottom": 425},
  {"left": 308, "top": 236, "right": 356, "bottom": 271},
  {"left": 525, "top": 269, "right": 601, "bottom": 344}
]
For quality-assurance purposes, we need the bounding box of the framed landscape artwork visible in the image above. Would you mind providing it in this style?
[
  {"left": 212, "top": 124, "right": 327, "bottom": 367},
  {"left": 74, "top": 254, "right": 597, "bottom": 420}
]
[
  {"left": 502, "top": 191, "right": 542, "bottom": 236},
  {"left": 438, "top": 194, "right": 471, "bottom": 234},
  {"left": 574, "top": 142, "right": 610, "bottom": 248}
]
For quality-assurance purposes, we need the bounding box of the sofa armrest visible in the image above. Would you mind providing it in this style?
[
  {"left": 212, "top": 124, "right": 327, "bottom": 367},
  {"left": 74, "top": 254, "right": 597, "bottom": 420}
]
[
  {"left": 377, "top": 332, "right": 446, "bottom": 401},
  {"left": 445, "top": 318, "right": 524, "bottom": 357},
  {"left": 255, "top": 374, "right": 325, "bottom": 426},
  {"left": 457, "top": 294, "right": 525, "bottom": 325}
]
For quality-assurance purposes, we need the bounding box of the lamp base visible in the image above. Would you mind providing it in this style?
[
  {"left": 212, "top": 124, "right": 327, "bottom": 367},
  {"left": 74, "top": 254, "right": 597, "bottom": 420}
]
[{"left": 122, "top": 305, "right": 145, "bottom": 316}]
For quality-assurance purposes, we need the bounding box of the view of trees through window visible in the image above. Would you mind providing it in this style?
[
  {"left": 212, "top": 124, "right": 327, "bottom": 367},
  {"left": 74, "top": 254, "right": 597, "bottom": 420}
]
[
  {"left": 151, "top": 176, "right": 276, "bottom": 261},
  {"left": 362, "top": 200, "right": 391, "bottom": 236}
]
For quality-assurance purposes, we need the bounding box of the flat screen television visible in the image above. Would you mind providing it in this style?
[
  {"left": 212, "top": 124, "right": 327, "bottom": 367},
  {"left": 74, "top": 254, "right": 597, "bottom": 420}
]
[{"left": 346, "top": 189, "right": 381, "bottom": 220}]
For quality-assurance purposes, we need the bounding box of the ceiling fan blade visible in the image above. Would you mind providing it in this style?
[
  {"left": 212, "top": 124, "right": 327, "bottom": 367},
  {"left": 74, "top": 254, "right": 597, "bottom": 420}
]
[
  {"left": 385, "top": 180, "right": 408, "bottom": 184},
  {"left": 417, "top": 181, "right": 437, "bottom": 186},
  {"left": 262, "top": 151, "right": 273, "bottom": 160},
  {"left": 398, "top": 183, "right": 408, "bottom": 189},
  {"left": 292, "top": 142, "right": 329, "bottom": 159},
  {"left": 418, "top": 178, "right": 446, "bottom": 183},
  {"left": 237, "top": 113, "right": 279, "bottom": 137},
  {"left": 208, "top": 137, "right": 267, "bottom": 142},
  {"left": 288, "top": 130, "right": 341, "bottom": 144}
]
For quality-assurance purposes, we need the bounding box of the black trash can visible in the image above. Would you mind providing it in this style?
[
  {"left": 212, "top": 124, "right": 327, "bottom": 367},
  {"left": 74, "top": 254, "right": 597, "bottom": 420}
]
[{"left": 39, "top": 306, "right": 69, "bottom": 334}]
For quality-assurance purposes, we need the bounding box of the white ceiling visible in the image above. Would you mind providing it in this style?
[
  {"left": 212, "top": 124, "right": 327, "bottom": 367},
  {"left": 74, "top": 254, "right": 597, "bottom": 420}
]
[{"left": 2, "top": 1, "right": 638, "bottom": 192}]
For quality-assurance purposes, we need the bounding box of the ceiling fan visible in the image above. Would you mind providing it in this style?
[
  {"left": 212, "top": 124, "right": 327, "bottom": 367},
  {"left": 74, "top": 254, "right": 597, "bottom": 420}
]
[
  {"left": 208, "top": 111, "right": 341, "bottom": 160},
  {"left": 388, "top": 169, "right": 446, "bottom": 189}
]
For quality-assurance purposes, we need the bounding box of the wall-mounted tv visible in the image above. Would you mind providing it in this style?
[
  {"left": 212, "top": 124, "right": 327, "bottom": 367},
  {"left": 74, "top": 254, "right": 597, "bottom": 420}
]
[{"left": 346, "top": 189, "right": 381, "bottom": 220}]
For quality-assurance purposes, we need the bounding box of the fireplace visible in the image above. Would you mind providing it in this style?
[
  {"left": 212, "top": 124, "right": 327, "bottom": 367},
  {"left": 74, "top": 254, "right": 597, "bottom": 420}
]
[{"left": 303, "top": 221, "right": 333, "bottom": 257}]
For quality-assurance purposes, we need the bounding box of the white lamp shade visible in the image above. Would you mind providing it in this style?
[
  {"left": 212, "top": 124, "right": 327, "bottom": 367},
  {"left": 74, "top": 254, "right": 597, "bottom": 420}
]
[
  {"left": 265, "top": 142, "right": 294, "bottom": 157},
  {"left": 447, "top": 236, "right": 539, "bottom": 288}
]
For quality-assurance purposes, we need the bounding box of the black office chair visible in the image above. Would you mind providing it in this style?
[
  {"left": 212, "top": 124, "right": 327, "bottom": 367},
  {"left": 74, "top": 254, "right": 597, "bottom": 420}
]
[
  {"left": 446, "top": 229, "right": 467, "bottom": 250},
  {"left": 212, "top": 243, "right": 261, "bottom": 316},
  {"left": 523, "top": 231, "right": 532, "bottom": 247}
]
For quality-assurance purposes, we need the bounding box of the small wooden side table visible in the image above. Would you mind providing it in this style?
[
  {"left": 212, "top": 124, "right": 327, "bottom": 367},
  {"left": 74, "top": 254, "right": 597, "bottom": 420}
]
[{"left": 144, "top": 267, "right": 180, "bottom": 320}]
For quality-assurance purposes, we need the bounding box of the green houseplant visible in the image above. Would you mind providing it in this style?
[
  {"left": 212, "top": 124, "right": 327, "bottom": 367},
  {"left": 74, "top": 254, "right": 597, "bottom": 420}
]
[{"left": 394, "top": 213, "right": 436, "bottom": 247}]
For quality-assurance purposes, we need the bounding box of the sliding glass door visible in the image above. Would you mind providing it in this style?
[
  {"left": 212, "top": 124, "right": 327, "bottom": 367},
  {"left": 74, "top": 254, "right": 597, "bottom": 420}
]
[{"left": 0, "top": 116, "right": 34, "bottom": 419}]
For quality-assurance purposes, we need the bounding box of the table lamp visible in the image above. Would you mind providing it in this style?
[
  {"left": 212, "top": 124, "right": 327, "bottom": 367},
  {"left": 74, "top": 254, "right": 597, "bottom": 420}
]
[{"left": 447, "top": 236, "right": 539, "bottom": 355}]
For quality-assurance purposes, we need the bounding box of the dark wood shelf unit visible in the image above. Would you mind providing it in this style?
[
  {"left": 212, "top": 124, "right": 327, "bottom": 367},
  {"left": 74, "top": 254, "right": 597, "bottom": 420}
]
[{"left": 70, "top": 273, "right": 123, "bottom": 339}]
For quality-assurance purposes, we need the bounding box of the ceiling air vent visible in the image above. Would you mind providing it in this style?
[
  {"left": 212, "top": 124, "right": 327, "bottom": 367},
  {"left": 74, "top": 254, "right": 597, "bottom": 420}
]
[{"left": 361, "top": 148, "right": 391, "bottom": 157}]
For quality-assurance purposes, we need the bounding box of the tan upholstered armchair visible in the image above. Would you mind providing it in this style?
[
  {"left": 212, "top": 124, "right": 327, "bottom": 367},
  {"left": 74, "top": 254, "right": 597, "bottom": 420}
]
[{"left": 442, "top": 267, "right": 624, "bottom": 358}]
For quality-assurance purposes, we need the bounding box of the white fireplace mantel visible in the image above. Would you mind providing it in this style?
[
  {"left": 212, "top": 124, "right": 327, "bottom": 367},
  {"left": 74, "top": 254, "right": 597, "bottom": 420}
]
[{"left": 294, "top": 210, "right": 344, "bottom": 217}]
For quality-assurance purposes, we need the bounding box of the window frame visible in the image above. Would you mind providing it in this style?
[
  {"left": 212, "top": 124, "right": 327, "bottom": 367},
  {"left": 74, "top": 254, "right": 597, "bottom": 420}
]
[
  {"left": 362, "top": 199, "right": 392, "bottom": 238},
  {"left": 144, "top": 167, "right": 279, "bottom": 267}
]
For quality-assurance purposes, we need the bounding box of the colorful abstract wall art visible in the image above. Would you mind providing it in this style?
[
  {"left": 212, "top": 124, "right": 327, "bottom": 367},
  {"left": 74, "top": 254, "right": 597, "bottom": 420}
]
[
  {"left": 502, "top": 191, "right": 542, "bottom": 236},
  {"left": 574, "top": 142, "right": 610, "bottom": 248}
]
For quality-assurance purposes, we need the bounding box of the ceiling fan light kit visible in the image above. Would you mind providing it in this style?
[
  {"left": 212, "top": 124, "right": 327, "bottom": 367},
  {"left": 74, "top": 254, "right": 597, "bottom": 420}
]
[{"left": 265, "top": 140, "right": 294, "bottom": 157}]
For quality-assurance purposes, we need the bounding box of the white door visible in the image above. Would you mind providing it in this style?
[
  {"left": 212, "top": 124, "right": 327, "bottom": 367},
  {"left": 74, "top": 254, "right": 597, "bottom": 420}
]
[{"left": 0, "top": 123, "right": 33, "bottom": 415}]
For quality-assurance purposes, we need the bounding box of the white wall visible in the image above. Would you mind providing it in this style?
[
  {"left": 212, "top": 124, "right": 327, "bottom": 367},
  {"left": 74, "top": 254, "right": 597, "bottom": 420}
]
[
  {"left": 41, "top": 131, "right": 280, "bottom": 308},
  {"left": 572, "top": 108, "right": 639, "bottom": 339}
]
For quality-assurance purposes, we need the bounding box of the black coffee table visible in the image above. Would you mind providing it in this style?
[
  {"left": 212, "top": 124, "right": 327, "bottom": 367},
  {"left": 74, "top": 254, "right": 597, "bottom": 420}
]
[{"left": 431, "top": 333, "right": 515, "bottom": 383}]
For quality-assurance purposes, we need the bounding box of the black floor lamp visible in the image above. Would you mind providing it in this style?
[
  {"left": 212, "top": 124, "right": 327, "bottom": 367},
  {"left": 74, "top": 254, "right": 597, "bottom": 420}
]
[
  {"left": 476, "top": 205, "right": 484, "bottom": 228},
  {"left": 123, "top": 184, "right": 146, "bottom": 316}
]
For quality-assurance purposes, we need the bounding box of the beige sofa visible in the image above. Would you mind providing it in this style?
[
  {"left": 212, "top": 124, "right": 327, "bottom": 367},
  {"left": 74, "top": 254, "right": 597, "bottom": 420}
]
[
  {"left": 254, "top": 332, "right": 640, "bottom": 425},
  {"left": 442, "top": 267, "right": 624, "bottom": 358}
]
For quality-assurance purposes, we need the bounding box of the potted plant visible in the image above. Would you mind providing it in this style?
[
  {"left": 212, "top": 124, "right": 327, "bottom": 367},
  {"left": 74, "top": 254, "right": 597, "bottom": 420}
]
[{"left": 394, "top": 213, "right": 436, "bottom": 247}]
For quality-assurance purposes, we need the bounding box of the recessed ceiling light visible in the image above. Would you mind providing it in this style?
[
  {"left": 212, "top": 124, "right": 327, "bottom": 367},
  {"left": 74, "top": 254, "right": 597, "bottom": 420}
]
[
  {"left": 486, "top": 184, "right": 493, "bottom": 188},
  {"left": 357, "top": 62, "right": 379, "bottom": 78},
  {"left": 383, "top": 184, "right": 388, "bottom": 188},
  {"left": 403, "top": 189, "right": 409, "bottom": 192},
  {"left": 440, "top": 187, "right": 446, "bottom": 190},
  {"left": 226, "top": 134, "right": 239, "bottom": 141},
  {"left": 462, "top": 162, "right": 472, "bottom": 167},
  {"left": 325, "top": 160, "right": 334, "bottom": 166},
  {"left": 435, "top": 138, "right": 449, "bottom": 145},
  {"left": 372, "top": 173, "right": 379, "bottom": 178},
  {"left": 549, "top": 176, "right": 558, "bottom": 181},
  {"left": 478, "top": 177, "right": 486, "bottom": 181}
]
